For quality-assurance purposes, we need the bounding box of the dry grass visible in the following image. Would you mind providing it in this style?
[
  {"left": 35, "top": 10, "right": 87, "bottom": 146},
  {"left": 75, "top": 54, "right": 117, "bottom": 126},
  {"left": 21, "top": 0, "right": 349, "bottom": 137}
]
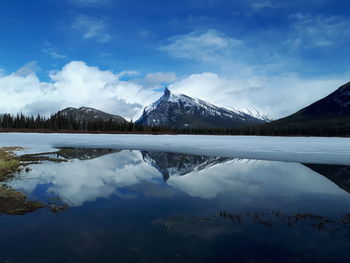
[
  {"left": 0, "top": 147, "right": 60, "bottom": 215},
  {"left": 0, "top": 147, "right": 24, "bottom": 180}
]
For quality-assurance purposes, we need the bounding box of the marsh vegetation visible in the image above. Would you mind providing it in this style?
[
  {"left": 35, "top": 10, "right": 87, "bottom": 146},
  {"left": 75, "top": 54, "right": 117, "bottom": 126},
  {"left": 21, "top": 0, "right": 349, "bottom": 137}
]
[
  {"left": 0, "top": 147, "right": 23, "bottom": 180},
  {"left": 0, "top": 147, "right": 68, "bottom": 215}
]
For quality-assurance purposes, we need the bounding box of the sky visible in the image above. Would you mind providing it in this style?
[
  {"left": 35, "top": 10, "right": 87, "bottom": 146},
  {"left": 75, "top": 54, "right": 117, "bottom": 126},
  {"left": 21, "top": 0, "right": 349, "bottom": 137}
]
[{"left": 1, "top": 0, "right": 350, "bottom": 120}]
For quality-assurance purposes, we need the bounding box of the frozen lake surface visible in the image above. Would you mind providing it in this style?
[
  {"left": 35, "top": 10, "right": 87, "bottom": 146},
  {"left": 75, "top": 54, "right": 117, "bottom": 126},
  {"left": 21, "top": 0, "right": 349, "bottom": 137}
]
[{"left": 0, "top": 132, "right": 350, "bottom": 165}]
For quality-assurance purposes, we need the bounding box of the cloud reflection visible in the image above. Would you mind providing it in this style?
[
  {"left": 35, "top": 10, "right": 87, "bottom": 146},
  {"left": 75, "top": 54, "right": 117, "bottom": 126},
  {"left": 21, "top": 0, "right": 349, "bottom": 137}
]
[{"left": 9, "top": 150, "right": 349, "bottom": 207}]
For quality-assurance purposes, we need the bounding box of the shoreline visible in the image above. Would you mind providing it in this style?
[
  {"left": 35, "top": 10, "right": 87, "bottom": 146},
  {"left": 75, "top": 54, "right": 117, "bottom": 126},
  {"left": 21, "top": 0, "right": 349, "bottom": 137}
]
[
  {"left": 0, "top": 128, "right": 349, "bottom": 138},
  {"left": 0, "top": 133, "right": 350, "bottom": 166}
]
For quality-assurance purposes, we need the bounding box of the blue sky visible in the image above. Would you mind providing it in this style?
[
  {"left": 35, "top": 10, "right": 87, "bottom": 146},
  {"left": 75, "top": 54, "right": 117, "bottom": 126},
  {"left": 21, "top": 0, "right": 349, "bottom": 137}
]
[{"left": 1, "top": 0, "right": 350, "bottom": 119}]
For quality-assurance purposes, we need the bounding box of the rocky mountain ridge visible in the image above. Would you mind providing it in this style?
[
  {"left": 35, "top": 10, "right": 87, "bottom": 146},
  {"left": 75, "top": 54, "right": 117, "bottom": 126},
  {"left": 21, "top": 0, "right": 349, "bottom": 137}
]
[
  {"left": 55, "top": 107, "right": 127, "bottom": 123},
  {"left": 135, "top": 88, "right": 270, "bottom": 128}
]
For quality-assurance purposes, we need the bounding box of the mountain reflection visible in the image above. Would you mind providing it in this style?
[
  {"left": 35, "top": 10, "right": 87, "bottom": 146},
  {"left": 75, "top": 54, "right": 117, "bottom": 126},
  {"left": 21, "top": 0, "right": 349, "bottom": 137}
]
[
  {"left": 302, "top": 164, "right": 350, "bottom": 194},
  {"left": 57, "top": 148, "right": 120, "bottom": 160},
  {"left": 141, "top": 151, "right": 232, "bottom": 181},
  {"left": 7, "top": 148, "right": 350, "bottom": 208}
]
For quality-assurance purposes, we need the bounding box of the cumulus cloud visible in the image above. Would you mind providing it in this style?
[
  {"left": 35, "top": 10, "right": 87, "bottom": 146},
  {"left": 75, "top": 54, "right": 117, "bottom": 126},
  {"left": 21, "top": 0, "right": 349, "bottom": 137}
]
[
  {"left": 0, "top": 60, "right": 347, "bottom": 121},
  {"left": 0, "top": 72, "right": 48, "bottom": 115},
  {"left": 0, "top": 61, "right": 161, "bottom": 120},
  {"left": 72, "top": 15, "right": 112, "bottom": 43},
  {"left": 160, "top": 30, "right": 242, "bottom": 62},
  {"left": 169, "top": 72, "right": 348, "bottom": 118}
]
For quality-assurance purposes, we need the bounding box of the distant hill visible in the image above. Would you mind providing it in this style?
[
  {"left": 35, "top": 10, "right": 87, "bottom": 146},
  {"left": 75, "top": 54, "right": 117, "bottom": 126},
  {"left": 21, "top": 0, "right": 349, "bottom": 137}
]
[
  {"left": 136, "top": 88, "right": 269, "bottom": 129},
  {"left": 55, "top": 107, "right": 127, "bottom": 123},
  {"left": 260, "top": 82, "right": 350, "bottom": 135},
  {"left": 57, "top": 148, "right": 120, "bottom": 160}
]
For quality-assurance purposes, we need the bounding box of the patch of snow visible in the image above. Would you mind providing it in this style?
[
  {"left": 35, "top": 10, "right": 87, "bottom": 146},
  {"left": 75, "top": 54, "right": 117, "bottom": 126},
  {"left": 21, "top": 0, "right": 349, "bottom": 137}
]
[{"left": 0, "top": 133, "right": 350, "bottom": 165}]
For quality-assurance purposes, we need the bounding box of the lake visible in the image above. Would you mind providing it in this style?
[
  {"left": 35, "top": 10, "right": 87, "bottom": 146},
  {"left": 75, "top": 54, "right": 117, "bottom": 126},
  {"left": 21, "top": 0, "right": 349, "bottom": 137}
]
[{"left": 0, "top": 133, "right": 350, "bottom": 262}]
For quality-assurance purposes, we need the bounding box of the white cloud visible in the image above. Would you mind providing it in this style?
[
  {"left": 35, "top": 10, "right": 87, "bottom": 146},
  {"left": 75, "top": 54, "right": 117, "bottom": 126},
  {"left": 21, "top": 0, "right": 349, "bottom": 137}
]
[
  {"left": 169, "top": 72, "right": 348, "bottom": 118},
  {"left": 0, "top": 61, "right": 161, "bottom": 120},
  {"left": 0, "top": 72, "right": 47, "bottom": 115},
  {"left": 160, "top": 30, "right": 242, "bottom": 62},
  {"left": 160, "top": 29, "right": 257, "bottom": 77},
  {"left": 11, "top": 150, "right": 344, "bottom": 207},
  {"left": 11, "top": 151, "right": 162, "bottom": 206},
  {"left": 72, "top": 15, "right": 112, "bottom": 43},
  {"left": 0, "top": 60, "right": 347, "bottom": 121},
  {"left": 168, "top": 160, "right": 342, "bottom": 199},
  {"left": 158, "top": 27, "right": 350, "bottom": 118}
]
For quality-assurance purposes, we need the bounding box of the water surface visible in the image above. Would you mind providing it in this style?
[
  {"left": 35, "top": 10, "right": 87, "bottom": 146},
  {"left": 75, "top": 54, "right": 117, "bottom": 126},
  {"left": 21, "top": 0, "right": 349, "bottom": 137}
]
[{"left": 1, "top": 148, "right": 350, "bottom": 263}]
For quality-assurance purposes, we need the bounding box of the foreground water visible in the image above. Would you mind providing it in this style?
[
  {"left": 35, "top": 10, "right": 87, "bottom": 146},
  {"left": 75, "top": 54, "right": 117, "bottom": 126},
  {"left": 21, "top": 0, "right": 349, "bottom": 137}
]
[{"left": 0, "top": 144, "right": 350, "bottom": 262}]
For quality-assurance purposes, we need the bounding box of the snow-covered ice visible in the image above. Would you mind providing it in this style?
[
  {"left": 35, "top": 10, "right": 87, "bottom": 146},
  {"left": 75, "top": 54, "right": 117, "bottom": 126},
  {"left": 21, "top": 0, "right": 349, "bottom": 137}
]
[{"left": 0, "top": 133, "right": 350, "bottom": 165}]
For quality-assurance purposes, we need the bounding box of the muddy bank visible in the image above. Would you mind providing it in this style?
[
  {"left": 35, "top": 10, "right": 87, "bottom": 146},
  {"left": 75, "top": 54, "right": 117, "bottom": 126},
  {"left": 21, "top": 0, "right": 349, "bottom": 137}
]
[{"left": 0, "top": 186, "right": 45, "bottom": 215}]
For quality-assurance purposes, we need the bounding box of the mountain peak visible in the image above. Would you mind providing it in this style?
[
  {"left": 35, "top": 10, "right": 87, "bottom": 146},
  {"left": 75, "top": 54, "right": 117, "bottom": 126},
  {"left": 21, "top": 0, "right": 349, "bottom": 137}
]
[
  {"left": 78, "top": 107, "right": 98, "bottom": 112},
  {"left": 164, "top": 87, "right": 171, "bottom": 97},
  {"left": 136, "top": 90, "right": 267, "bottom": 128}
]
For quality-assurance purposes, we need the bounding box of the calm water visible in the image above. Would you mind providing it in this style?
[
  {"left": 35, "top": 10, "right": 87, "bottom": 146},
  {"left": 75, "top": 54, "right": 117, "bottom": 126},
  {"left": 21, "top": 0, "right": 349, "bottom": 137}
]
[{"left": 1, "top": 148, "right": 350, "bottom": 263}]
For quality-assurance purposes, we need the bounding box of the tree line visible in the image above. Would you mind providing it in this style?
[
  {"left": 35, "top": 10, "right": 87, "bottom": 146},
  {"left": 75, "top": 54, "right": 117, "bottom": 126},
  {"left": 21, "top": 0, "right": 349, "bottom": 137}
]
[
  {"left": 0, "top": 112, "right": 349, "bottom": 136},
  {"left": 0, "top": 112, "right": 175, "bottom": 133},
  {"left": 0, "top": 112, "right": 134, "bottom": 131}
]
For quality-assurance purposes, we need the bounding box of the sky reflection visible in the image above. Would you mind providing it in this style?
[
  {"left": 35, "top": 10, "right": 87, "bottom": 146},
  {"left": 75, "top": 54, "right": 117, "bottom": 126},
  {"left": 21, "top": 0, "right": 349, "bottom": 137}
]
[{"left": 9, "top": 149, "right": 350, "bottom": 210}]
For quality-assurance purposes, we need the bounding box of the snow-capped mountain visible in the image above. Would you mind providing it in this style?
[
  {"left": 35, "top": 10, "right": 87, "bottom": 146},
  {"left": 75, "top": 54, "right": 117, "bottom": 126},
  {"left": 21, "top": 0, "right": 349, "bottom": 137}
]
[
  {"left": 55, "top": 107, "right": 127, "bottom": 123},
  {"left": 141, "top": 151, "right": 233, "bottom": 181},
  {"left": 136, "top": 88, "right": 269, "bottom": 128},
  {"left": 230, "top": 108, "right": 273, "bottom": 122}
]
